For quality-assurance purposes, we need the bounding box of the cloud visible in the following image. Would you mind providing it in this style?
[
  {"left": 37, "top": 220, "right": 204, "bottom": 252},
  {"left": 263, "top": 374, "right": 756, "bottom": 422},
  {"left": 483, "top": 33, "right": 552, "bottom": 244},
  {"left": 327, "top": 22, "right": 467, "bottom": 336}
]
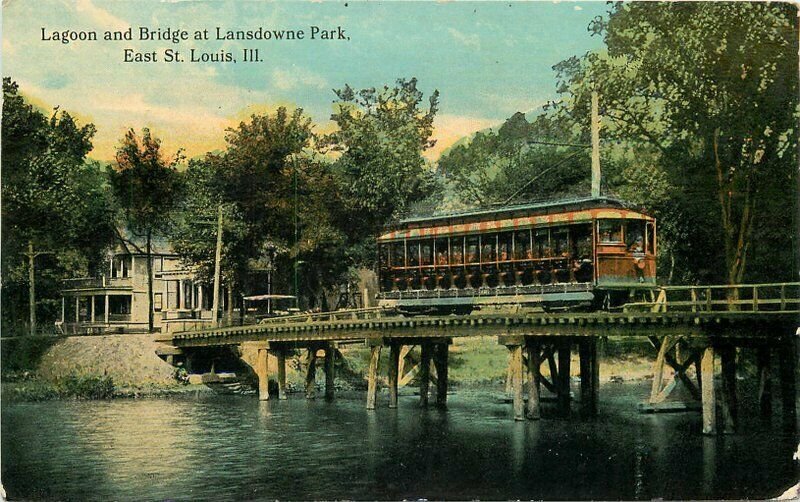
[
  {"left": 425, "top": 114, "right": 499, "bottom": 161},
  {"left": 75, "top": 0, "right": 129, "bottom": 31},
  {"left": 447, "top": 27, "right": 480, "bottom": 50},
  {"left": 271, "top": 67, "right": 329, "bottom": 91}
]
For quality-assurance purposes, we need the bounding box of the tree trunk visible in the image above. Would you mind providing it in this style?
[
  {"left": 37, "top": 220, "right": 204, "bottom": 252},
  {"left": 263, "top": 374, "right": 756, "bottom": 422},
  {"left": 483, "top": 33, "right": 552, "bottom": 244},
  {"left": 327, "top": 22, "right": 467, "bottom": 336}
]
[{"left": 146, "top": 230, "right": 154, "bottom": 332}]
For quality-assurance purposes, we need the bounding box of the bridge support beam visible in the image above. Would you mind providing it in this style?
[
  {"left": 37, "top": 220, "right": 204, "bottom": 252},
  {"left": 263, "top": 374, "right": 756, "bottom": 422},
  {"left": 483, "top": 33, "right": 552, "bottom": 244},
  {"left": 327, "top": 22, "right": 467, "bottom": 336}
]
[
  {"left": 388, "top": 343, "right": 400, "bottom": 409},
  {"left": 779, "top": 334, "right": 798, "bottom": 431},
  {"left": 325, "top": 343, "right": 336, "bottom": 400},
  {"left": 256, "top": 345, "right": 270, "bottom": 401},
  {"left": 526, "top": 341, "right": 541, "bottom": 420},
  {"left": 366, "top": 344, "right": 381, "bottom": 410},
  {"left": 579, "top": 337, "right": 599, "bottom": 417},
  {"left": 306, "top": 347, "right": 317, "bottom": 399},
  {"left": 419, "top": 342, "right": 432, "bottom": 407},
  {"left": 433, "top": 341, "right": 449, "bottom": 407},
  {"left": 557, "top": 340, "right": 572, "bottom": 417},
  {"left": 510, "top": 344, "right": 524, "bottom": 421},
  {"left": 756, "top": 345, "right": 772, "bottom": 418},
  {"left": 719, "top": 344, "right": 737, "bottom": 434},
  {"left": 276, "top": 348, "right": 287, "bottom": 400},
  {"left": 701, "top": 346, "right": 716, "bottom": 435}
]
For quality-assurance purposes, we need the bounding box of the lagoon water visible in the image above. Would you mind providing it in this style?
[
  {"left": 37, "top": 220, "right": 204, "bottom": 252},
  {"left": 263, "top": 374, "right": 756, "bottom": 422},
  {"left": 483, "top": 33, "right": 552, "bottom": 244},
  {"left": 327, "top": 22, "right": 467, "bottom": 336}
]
[{"left": 2, "top": 383, "right": 798, "bottom": 501}]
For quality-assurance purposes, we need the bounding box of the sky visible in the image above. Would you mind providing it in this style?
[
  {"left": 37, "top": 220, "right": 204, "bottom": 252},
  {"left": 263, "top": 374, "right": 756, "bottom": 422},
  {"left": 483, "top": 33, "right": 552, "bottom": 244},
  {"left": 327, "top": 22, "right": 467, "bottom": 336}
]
[{"left": 2, "top": 0, "right": 609, "bottom": 162}]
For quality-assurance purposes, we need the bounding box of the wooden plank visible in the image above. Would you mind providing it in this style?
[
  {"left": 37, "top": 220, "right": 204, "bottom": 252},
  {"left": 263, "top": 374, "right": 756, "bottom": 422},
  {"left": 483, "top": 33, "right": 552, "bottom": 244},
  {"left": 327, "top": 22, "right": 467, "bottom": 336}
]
[
  {"left": 701, "top": 346, "right": 716, "bottom": 435},
  {"left": 388, "top": 343, "right": 400, "bottom": 409},
  {"left": 366, "top": 345, "right": 381, "bottom": 410},
  {"left": 526, "top": 342, "right": 541, "bottom": 420}
]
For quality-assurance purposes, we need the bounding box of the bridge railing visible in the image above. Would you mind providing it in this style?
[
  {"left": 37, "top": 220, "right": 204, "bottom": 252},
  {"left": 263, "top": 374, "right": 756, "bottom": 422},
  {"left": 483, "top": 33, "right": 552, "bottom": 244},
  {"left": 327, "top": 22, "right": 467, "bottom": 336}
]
[
  {"left": 254, "top": 306, "right": 395, "bottom": 325},
  {"left": 623, "top": 282, "right": 800, "bottom": 313}
]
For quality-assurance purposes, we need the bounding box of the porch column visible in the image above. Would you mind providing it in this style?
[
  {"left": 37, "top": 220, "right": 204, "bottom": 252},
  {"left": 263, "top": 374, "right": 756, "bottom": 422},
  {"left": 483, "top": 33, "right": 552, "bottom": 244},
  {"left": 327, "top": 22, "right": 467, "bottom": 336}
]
[
  {"left": 75, "top": 297, "right": 80, "bottom": 323},
  {"left": 179, "top": 280, "right": 186, "bottom": 310},
  {"left": 104, "top": 295, "right": 110, "bottom": 324},
  {"left": 90, "top": 295, "right": 96, "bottom": 322},
  {"left": 61, "top": 297, "right": 65, "bottom": 323},
  {"left": 197, "top": 286, "right": 204, "bottom": 313}
]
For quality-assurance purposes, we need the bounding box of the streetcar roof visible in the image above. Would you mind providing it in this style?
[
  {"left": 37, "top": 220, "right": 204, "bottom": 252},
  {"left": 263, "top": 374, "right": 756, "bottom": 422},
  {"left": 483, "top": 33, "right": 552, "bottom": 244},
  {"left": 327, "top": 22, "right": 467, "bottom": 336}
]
[
  {"left": 378, "top": 196, "right": 653, "bottom": 242},
  {"left": 399, "top": 196, "right": 648, "bottom": 225}
]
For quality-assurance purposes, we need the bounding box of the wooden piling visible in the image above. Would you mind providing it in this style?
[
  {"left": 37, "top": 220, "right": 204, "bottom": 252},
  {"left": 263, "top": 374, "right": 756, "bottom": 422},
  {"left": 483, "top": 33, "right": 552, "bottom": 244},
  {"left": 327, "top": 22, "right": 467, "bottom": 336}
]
[
  {"left": 701, "top": 346, "right": 716, "bottom": 435},
  {"left": 434, "top": 342, "right": 449, "bottom": 407},
  {"left": 257, "top": 347, "right": 270, "bottom": 401},
  {"left": 388, "top": 343, "right": 400, "bottom": 409},
  {"left": 324, "top": 344, "right": 335, "bottom": 400},
  {"left": 756, "top": 345, "right": 772, "bottom": 417},
  {"left": 557, "top": 340, "right": 571, "bottom": 416},
  {"left": 579, "top": 338, "right": 599, "bottom": 417},
  {"left": 526, "top": 341, "right": 541, "bottom": 420},
  {"left": 366, "top": 345, "right": 381, "bottom": 410},
  {"left": 779, "top": 335, "right": 798, "bottom": 430},
  {"left": 419, "top": 342, "right": 432, "bottom": 407},
  {"left": 305, "top": 347, "right": 317, "bottom": 399},
  {"left": 511, "top": 345, "right": 524, "bottom": 421},
  {"left": 719, "top": 345, "right": 737, "bottom": 434},
  {"left": 277, "top": 348, "right": 287, "bottom": 400}
]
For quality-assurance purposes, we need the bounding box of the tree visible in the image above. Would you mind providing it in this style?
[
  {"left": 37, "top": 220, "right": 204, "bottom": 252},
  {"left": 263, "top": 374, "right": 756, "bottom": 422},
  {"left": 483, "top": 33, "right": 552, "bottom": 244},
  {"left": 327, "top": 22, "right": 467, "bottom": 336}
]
[
  {"left": 109, "top": 128, "right": 184, "bottom": 332},
  {"left": 551, "top": 2, "right": 798, "bottom": 285},
  {"left": 323, "top": 78, "right": 441, "bottom": 261},
  {"left": 2, "top": 78, "right": 116, "bottom": 333}
]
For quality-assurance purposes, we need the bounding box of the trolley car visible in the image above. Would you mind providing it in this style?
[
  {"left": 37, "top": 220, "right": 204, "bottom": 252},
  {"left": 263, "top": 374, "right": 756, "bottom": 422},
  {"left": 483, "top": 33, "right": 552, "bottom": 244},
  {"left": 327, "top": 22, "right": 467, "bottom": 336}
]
[{"left": 376, "top": 196, "right": 656, "bottom": 312}]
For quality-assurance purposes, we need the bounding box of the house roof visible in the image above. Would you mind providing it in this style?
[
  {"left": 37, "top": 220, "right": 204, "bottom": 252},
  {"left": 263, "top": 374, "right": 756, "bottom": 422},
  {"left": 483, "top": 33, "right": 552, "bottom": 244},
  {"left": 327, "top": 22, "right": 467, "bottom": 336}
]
[{"left": 114, "top": 228, "right": 175, "bottom": 256}]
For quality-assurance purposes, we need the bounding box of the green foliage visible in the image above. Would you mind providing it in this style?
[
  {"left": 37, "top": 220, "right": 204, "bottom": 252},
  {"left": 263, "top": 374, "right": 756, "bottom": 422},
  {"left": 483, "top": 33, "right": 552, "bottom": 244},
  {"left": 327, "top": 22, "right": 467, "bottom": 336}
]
[
  {"left": 324, "top": 78, "right": 441, "bottom": 247},
  {"left": 552, "top": 2, "right": 799, "bottom": 283},
  {"left": 5, "top": 373, "right": 115, "bottom": 401},
  {"left": 439, "top": 112, "right": 595, "bottom": 206},
  {"left": 109, "top": 128, "right": 184, "bottom": 239},
  {"left": 1, "top": 78, "right": 116, "bottom": 327}
]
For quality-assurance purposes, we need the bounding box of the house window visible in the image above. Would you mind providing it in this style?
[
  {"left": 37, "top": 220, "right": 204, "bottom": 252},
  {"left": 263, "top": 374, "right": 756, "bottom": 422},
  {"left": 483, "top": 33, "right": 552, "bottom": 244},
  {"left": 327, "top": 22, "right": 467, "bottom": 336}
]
[{"left": 154, "top": 293, "right": 163, "bottom": 311}]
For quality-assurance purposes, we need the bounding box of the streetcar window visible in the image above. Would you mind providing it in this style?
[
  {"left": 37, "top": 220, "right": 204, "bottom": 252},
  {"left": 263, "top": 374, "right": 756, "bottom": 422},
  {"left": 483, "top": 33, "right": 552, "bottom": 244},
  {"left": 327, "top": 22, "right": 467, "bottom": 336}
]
[
  {"left": 421, "top": 239, "right": 433, "bottom": 266},
  {"left": 392, "top": 242, "right": 405, "bottom": 268},
  {"left": 407, "top": 240, "right": 420, "bottom": 267},
  {"left": 514, "top": 230, "right": 531, "bottom": 259},
  {"left": 646, "top": 222, "right": 655, "bottom": 255},
  {"left": 379, "top": 244, "right": 389, "bottom": 269},
  {"left": 481, "top": 234, "right": 497, "bottom": 262},
  {"left": 626, "top": 220, "right": 645, "bottom": 252},
  {"left": 450, "top": 236, "right": 464, "bottom": 265},
  {"left": 533, "top": 229, "right": 551, "bottom": 258},
  {"left": 466, "top": 236, "right": 480, "bottom": 264},
  {"left": 572, "top": 224, "right": 592, "bottom": 259},
  {"left": 598, "top": 220, "right": 623, "bottom": 244},
  {"left": 553, "top": 229, "right": 570, "bottom": 257},
  {"left": 498, "top": 232, "right": 513, "bottom": 262},
  {"left": 435, "top": 238, "right": 448, "bottom": 265}
]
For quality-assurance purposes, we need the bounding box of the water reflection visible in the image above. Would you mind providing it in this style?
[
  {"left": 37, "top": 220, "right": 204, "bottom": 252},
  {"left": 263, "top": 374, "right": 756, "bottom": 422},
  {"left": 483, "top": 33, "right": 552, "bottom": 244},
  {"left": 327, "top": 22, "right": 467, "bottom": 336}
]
[{"left": 3, "top": 385, "right": 798, "bottom": 501}]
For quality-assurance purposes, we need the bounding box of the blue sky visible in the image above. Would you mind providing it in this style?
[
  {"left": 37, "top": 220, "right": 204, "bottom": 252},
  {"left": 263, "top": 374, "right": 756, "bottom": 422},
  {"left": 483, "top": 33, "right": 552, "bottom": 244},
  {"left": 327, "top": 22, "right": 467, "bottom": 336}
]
[{"left": 3, "top": 0, "right": 609, "bottom": 161}]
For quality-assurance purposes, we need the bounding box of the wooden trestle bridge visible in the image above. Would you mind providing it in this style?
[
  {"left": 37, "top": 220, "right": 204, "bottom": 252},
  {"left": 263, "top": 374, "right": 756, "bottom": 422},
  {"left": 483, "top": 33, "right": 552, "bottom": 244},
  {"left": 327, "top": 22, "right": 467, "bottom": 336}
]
[{"left": 156, "top": 283, "right": 800, "bottom": 435}]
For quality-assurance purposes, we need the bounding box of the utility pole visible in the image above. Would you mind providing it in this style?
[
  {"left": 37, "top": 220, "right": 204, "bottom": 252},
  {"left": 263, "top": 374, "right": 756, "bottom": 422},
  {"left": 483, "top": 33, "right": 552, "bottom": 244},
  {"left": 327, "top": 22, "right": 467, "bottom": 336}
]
[
  {"left": 24, "top": 241, "right": 54, "bottom": 336},
  {"left": 211, "top": 205, "right": 223, "bottom": 327},
  {"left": 591, "top": 91, "right": 602, "bottom": 198}
]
